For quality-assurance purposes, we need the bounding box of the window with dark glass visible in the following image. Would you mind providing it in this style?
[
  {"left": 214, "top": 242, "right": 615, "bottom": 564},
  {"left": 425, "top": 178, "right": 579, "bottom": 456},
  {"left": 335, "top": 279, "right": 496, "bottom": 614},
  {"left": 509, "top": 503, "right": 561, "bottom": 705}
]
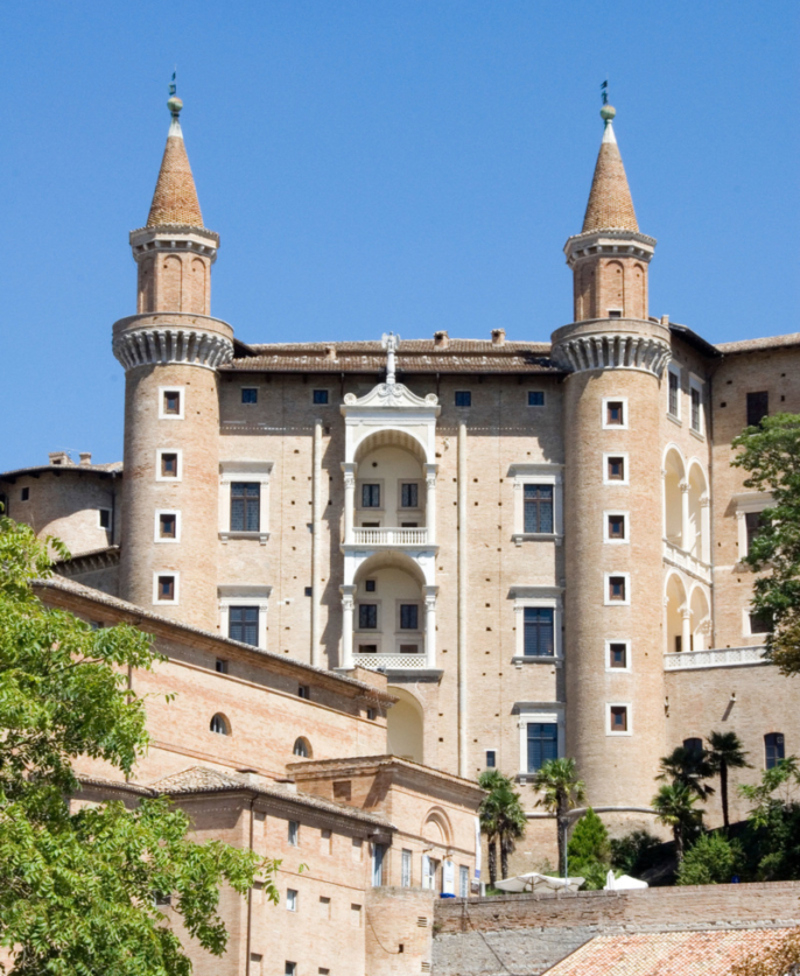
[
  {"left": 158, "top": 575, "right": 175, "bottom": 601},
  {"left": 297, "top": 685, "right": 309, "bottom": 699},
  {"left": 691, "top": 387, "right": 702, "bottom": 431},
  {"left": 745, "top": 511, "right": 765, "bottom": 552},
  {"left": 765, "top": 732, "right": 785, "bottom": 769},
  {"left": 230, "top": 482, "right": 260, "bottom": 531},
  {"left": 164, "top": 390, "right": 181, "bottom": 415},
  {"left": 361, "top": 484, "right": 381, "bottom": 508},
  {"left": 99, "top": 508, "right": 111, "bottom": 529},
  {"left": 608, "top": 576, "right": 626, "bottom": 601},
  {"left": 401, "top": 483, "right": 419, "bottom": 508},
  {"left": 161, "top": 453, "right": 178, "bottom": 478},
  {"left": 527, "top": 723, "right": 558, "bottom": 772},
  {"left": 528, "top": 391, "right": 545, "bottom": 406},
  {"left": 750, "top": 610, "right": 773, "bottom": 634},
  {"left": 668, "top": 372, "right": 679, "bottom": 416},
  {"left": 455, "top": 391, "right": 471, "bottom": 407},
  {"left": 358, "top": 604, "right": 378, "bottom": 629},
  {"left": 400, "top": 604, "right": 419, "bottom": 630},
  {"left": 20, "top": 487, "right": 29, "bottom": 501},
  {"left": 610, "top": 706, "right": 628, "bottom": 732},
  {"left": 485, "top": 750, "right": 496, "bottom": 768},
  {"left": 747, "top": 391, "right": 769, "bottom": 427},
  {"left": 608, "top": 514, "right": 626, "bottom": 540},
  {"left": 609, "top": 642, "right": 627, "bottom": 669},
  {"left": 210, "top": 714, "right": 228, "bottom": 735},
  {"left": 683, "top": 737, "right": 704, "bottom": 759},
  {"left": 523, "top": 607, "right": 554, "bottom": 657},
  {"left": 241, "top": 388, "right": 258, "bottom": 404},
  {"left": 607, "top": 456, "right": 625, "bottom": 481},
  {"left": 159, "top": 513, "right": 176, "bottom": 538},
  {"left": 215, "top": 658, "right": 229, "bottom": 674},
  {"left": 365, "top": 579, "right": 376, "bottom": 593},
  {"left": 359, "top": 644, "right": 377, "bottom": 654},
  {"left": 523, "top": 484, "right": 553, "bottom": 533},
  {"left": 229, "top": 606, "right": 258, "bottom": 646},
  {"left": 399, "top": 644, "right": 419, "bottom": 654},
  {"left": 313, "top": 389, "right": 329, "bottom": 405},
  {"left": 606, "top": 401, "right": 624, "bottom": 425},
  {"left": 293, "top": 737, "right": 310, "bottom": 757}
]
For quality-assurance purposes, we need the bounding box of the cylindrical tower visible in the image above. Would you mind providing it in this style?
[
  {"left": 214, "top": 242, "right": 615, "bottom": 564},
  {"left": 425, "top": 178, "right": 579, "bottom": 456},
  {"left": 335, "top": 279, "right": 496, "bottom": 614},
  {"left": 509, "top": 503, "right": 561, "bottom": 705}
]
[
  {"left": 553, "top": 104, "right": 671, "bottom": 823},
  {"left": 114, "top": 92, "right": 232, "bottom": 630}
]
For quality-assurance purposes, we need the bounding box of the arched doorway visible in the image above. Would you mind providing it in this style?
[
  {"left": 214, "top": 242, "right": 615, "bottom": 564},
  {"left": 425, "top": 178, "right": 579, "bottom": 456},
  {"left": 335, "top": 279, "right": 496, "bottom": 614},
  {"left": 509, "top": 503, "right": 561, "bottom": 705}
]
[{"left": 387, "top": 686, "right": 424, "bottom": 763}]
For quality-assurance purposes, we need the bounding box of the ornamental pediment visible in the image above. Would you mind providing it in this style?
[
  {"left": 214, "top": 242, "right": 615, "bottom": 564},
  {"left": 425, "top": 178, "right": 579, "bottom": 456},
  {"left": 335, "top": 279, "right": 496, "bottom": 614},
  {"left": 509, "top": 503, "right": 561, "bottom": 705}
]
[{"left": 343, "top": 382, "right": 439, "bottom": 411}]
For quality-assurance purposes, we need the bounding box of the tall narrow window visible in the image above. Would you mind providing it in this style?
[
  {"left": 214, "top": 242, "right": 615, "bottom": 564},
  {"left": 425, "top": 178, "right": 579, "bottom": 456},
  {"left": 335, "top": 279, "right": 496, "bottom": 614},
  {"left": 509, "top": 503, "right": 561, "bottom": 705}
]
[
  {"left": 361, "top": 484, "right": 381, "bottom": 508},
  {"left": 523, "top": 608, "right": 554, "bottom": 657},
  {"left": 358, "top": 604, "right": 378, "bottom": 629},
  {"left": 229, "top": 606, "right": 258, "bottom": 646},
  {"left": 608, "top": 576, "right": 627, "bottom": 602},
  {"left": 288, "top": 821, "right": 299, "bottom": 846},
  {"left": 400, "top": 604, "right": 419, "bottom": 630},
  {"left": 210, "top": 714, "right": 229, "bottom": 735},
  {"left": 523, "top": 485, "right": 553, "bottom": 533},
  {"left": 372, "top": 844, "right": 386, "bottom": 886},
  {"left": 745, "top": 511, "right": 764, "bottom": 553},
  {"left": 747, "top": 391, "right": 769, "bottom": 427},
  {"left": 230, "top": 483, "right": 260, "bottom": 532},
  {"left": 161, "top": 453, "right": 178, "bottom": 478},
  {"left": 607, "top": 514, "right": 626, "bottom": 540},
  {"left": 608, "top": 642, "right": 628, "bottom": 669},
  {"left": 668, "top": 371, "right": 679, "bottom": 417},
  {"left": 157, "top": 575, "right": 175, "bottom": 601},
  {"left": 401, "top": 483, "right": 419, "bottom": 508},
  {"left": 607, "top": 456, "right": 625, "bottom": 481},
  {"left": 606, "top": 401, "right": 625, "bottom": 425},
  {"left": 163, "top": 390, "right": 181, "bottom": 415},
  {"left": 765, "top": 732, "right": 785, "bottom": 769},
  {"left": 459, "top": 865, "right": 470, "bottom": 898},
  {"left": 401, "top": 849, "right": 412, "bottom": 887},
  {"left": 691, "top": 386, "right": 702, "bottom": 432},
  {"left": 485, "top": 750, "right": 496, "bottom": 768},
  {"left": 609, "top": 706, "right": 629, "bottom": 733},
  {"left": 286, "top": 889, "right": 298, "bottom": 912},
  {"left": 527, "top": 723, "right": 558, "bottom": 772},
  {"left": 159, "top": 513, "right": 177, "bottom": 539}
]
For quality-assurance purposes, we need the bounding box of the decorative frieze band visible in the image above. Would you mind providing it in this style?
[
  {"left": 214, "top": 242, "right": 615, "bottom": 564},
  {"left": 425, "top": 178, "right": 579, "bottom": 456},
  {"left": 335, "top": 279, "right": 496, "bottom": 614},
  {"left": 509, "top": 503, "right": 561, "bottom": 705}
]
[
  {"left": 552, "top": 332, "right": 670, "bottom": 378},
  {"left": 113, "top": 328, "right": 234, "bottom": 372}
]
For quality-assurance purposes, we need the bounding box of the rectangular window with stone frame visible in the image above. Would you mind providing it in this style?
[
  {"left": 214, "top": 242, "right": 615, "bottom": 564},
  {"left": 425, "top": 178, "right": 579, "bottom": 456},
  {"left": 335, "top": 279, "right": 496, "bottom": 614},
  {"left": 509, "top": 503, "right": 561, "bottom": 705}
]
[
  {"left": 230, "top": 482, "right": 260, "bottom": 532},
  {"left": 523, "top": 485, "right": 553, "bottom": 533}
]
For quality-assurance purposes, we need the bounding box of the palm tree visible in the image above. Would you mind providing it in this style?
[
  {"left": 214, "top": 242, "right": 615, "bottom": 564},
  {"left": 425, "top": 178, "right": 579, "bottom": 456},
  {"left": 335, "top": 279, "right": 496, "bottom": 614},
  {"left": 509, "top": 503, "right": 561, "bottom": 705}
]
[
  {"left": 707, "top": 730, "right": 751, "bottom": 831},
  {"left": 531, "top": 758, "right": 587, "bottom": 877},
  {"left": 478, "top": 770, "right": 527, "bottom": 885},
  {"left": 657, "top": 745, "right": 715, "bottom": 799},
  {"left": 652, "top": 782, "right": 704, "bottom": 862}
]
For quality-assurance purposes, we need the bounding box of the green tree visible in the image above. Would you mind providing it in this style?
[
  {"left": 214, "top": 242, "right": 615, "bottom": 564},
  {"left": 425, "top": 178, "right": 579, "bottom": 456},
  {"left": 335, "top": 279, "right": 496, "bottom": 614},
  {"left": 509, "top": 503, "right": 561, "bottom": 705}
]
[
  {"left": 0, "top": 516, "right": 279, "bottom": 975},
  {"left": 732, "top": 413, "right": 800, "bottom": 674},
  {"left": 610, "top": 829, "right": 661, "bottom": 877},
  {"left": 657, "top": 745, "right": 715, "bottom": 800},
  {"left": 567, "top": 808, "right": 612, "bottom": 890},
  {"left": 707, "top": 731, "right": 750, "bottom": 831},
  {"left": 738, "top": 758, "right": 800, "bottom": 881},
  {"left": 676, "top": 831, "right": 741, "bottom": 885},
  {"left": 652, "top": 782, "right": 704, "bottom": 862},
  {"left": 531, "top": 758, "right": 586, "bottom": 877},
  {"left": 478, "top": 770, "right": 527, "bottom": 884}
]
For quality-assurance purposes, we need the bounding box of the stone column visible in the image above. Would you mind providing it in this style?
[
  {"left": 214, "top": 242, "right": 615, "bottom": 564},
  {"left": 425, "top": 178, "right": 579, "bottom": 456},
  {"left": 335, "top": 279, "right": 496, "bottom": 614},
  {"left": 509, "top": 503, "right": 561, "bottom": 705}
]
[
  {"left": 342, "top": 463, "right": 357, "bottom": 545},
  {"left": 423, "top": 586, "right": 438, "bottom": 668},
  {"left": 680, "top": 481, "right": 691, "bottom": 552},
  {"left": 681, "top": 607, "right": 692, "bottom": 655},
  {"left": 700, "top": 495, "right": 711, "bottom": 564},
  {"left": 424, "top": 463, "right": 437, "bottom": 544},
  {"left": 340, "top": 585, "right": 355, "bottom": 669}
]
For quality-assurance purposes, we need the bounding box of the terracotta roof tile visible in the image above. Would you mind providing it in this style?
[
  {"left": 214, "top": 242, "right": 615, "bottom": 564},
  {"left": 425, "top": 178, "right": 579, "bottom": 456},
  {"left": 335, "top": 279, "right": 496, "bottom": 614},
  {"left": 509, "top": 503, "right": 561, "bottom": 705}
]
[
  {"left": 146, "top": 120, "right": 204, "bottom": 228},
  {"left": 582, "top": 124, "right": 639, "bottom": 234},
  {"left": 716, "top": 332, "right": 800, "bottom": 354}
]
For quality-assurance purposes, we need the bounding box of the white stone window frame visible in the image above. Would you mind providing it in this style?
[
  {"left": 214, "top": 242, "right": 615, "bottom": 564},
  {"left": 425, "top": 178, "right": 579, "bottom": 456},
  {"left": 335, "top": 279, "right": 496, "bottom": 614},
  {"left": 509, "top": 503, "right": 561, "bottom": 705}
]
[
  {"left": 395, "top": 598, "right": 423, "bottom": 635},
  {"left": 602, "top": 395, "right": 629, "bottom": 430},
  {"left": 397, "top": 478, "right": 423, "bottom": 514},
  {"left": 515, "top": 702, "right": 565, "bottom": 783},
  {"left": 219, "top": 460, "right": 273, "bottom": 545},
  {"left": 605, "top": 638, "right": 632, "bottom": 674},
  {"left": 509, "top": 585, "right": 564, "bottom": 664},
  {"left": 154, "top": 509, "right": 182, "bottom": 544},
  {"left": 604, "top": 571, "right": 631, "bottom": 606},
  {"left": 356, "top": 478, "right": 385, "bottom": 514},
  {"left": 733, "top": 491, "right": 773, "bottom": 560},
  {"left": 603, "top": 510, "right": 630, "bottom": 545},
  {"left": 667, "top": 364, "right": 682, "bottom": 423},
  {"left": 153, "top": 571, "right": 180, "bottom": 606},
  {"left": 98, "top": 507, "right": 112, "bottom": 530},
  {"left": 155, "top": 448, "right": 183, "bottom": 482},
  {"left": 218, "top": 585, "right": 272, "bottom": 651},
  {"left": 603, "top": 451, "right": 630, "bottom": 487},
  {"left": 606, "top": 702, "right": 633, "bottom": 737},
  {"left": 689, "top": 373, "right": 705, "bottom": 437},
  {"left": 158, "top": 385, "right": 185, "bottom": 421},
  {"left": 509, "top": 463, "right": 563, "bottom": 545},
  {"left": 355, "top": 598, "right": 382, "bottom": 636}
]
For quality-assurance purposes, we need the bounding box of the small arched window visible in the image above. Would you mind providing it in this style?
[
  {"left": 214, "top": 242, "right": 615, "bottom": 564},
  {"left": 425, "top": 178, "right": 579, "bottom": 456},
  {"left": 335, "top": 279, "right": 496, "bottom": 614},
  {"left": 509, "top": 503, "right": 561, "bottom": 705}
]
[
  {"left": 210, "top": 713, "right": 229, "bottom": 736},
  {"left": 765, "top": 732, "right": 785, "bottom": 770},
  {"left": 293, "top": 737, "right": 311, "bottom": 758},
  {"left": 683, "top": 737, "right": 704, "bottom": 759}
]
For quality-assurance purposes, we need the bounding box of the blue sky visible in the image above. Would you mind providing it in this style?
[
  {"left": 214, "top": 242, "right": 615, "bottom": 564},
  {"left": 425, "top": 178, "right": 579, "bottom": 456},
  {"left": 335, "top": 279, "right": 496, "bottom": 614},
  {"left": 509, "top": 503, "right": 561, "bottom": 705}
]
[{"left": 1, "top": 1, "right": 797, "bottom": 470}]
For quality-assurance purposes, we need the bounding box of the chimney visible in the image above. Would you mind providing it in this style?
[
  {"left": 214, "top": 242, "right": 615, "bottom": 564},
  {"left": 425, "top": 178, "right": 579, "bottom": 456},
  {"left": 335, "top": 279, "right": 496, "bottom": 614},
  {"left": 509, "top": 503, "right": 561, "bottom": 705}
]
[
  {"left": 325, "top": 345, "right": 337, "bottom": 361},
  {"left": 660, "top": 315, "right": 670, "bottom": 326},
  {"left": 49, "top": 451, "right": 71, "bottom": 466},
  {"left": 434, "top": 331, "right": 449, "bottom": 350},
  {"left": 491, "top": 329, "right": 506, "bottom": 347},
  {"left": 79, "top": 452, "right": 92, "bottom": 466}
]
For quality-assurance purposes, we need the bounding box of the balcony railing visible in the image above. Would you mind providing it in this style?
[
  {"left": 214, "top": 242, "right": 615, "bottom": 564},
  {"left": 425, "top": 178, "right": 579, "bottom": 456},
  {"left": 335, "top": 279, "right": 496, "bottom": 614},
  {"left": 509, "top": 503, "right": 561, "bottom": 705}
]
[
  {"left": 351, "top": 526, "right": 430, "bottom": 546},
  {"left": 664, "top": 645, "right": 768, "bottom": 671},
  {"left": 662, "top": 539, "right": 712, "bottom": 584},
  {"left": 353, "top": 652, "right": 429, "bottom": 671}
]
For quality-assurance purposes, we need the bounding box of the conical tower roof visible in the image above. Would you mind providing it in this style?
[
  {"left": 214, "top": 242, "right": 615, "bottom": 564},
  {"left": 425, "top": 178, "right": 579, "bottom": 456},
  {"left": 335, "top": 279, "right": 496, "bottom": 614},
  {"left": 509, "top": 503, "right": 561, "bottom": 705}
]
[
  {"left": 146, "top": 96, "right": 204, "bottom": 228},
  {"left": 581, "top": 106, "right": 638, "bottom": 234}
]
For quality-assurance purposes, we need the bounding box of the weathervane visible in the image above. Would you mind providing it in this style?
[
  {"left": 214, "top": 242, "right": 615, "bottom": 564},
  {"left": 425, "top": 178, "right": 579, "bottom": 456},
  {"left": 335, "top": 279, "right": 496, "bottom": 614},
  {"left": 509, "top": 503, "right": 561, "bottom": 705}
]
[
  {"left": 600, "top": 78, "right": 609, "bottom": 105},
  {"left": 167, "top": 68, "right": 182, "bottom": 120}
]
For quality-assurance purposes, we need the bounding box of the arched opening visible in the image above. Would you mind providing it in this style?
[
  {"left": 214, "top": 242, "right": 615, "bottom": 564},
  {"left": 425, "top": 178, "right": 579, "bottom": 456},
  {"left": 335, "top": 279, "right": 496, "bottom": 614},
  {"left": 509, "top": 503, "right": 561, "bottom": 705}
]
[
  {"left": 353, "top": 438, "right": 427, "bottom": 530},
  {"left": 665, "top": 573, "right": 688, "bottom": 654},
  {"left": 689, "top": 585, "right": 711, "bottom": 652},
  {"left": 663, "top": 447, "right": 685, "bottom": 548},
  {"left": 353, "top": 555, "right": 427, "bottom": 662},
  {"left": 293, "top": 737, "right": 312, "bottom": 758},
  {"left": 387, "top": 686, "right": 424, "bottom": 763},
  {"left": 687, "top": 462, "right": 709, "bottom": 562},
  {"left": 210, "top": 713, "right": 230, "bottom": 736}
]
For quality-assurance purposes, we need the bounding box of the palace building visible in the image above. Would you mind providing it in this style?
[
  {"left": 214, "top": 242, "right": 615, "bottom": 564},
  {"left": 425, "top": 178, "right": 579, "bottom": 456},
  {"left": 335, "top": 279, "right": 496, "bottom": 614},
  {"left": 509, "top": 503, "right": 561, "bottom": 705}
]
[{"left": 2, "top": 92, "right": 799, "bottom": 973}]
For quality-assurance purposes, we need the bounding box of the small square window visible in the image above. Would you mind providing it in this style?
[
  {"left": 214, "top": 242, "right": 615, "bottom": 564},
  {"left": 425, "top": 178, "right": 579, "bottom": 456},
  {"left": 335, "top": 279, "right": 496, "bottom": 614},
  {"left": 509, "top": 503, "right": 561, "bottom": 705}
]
[
  {"left": 161, "top": 453, "right": 179, "bottom": 478},
  {"left": 21, "top": 487, "right": 29, "bottom": 501},
  {"left": 159, "top": 513, "right": 177, "bottom": 539},
  {"left": 163, "top": 390, "right": 181, "bottom": 415},
  {"left": 608, "top": 576, "right": 626, "bottom": 602},
  {"left": 313, "top": 389, "right": 329, "bottom": 405},
  {"left": 298, "top": 685, "right": 310, "bottom": 699},
  {"left": 285, "top": 963, "right": 297, "bottom": 976},
  {"left": 606, "top": 401, "right": 624, "bottom": 425},
  {"left": 485, "top": 750, "right": 496, "bottom": 768},
  {"left": 366, "top": 707, "right": 377, "bottom": 720},
  {"left": 288, "top": 821, "right": 299, "bottom": 846},
  {"left": 365, "top": 579, "right": 376, "bottom": 593},
  {"left": 158, "top": 575, "right": 175, "bottom": 601},
  {"left": 304, "top": 586, "right": 313, "bottom": 597},
  {"left": 241, "top": 388, "right": 258, "bottom": 404},
  {"left": 610, "top": 706, "right": 628, "bottom": 732},
  {"left": 286, "top": 889, "right": 298, "bottom": 912},
  {"left": 528, "top": 391, "right": 545, "bottom": 407},
  {"left": 99, "top": 508, "right": 112, "bottom": 529},
  {"left": 607, "top": 456, "right": 625, "bottom": 481},
  {"left": 215, "top": 659, "right": 229, "bottom": 674},
  {"left": 455, "top": 391, "right": 472, "bottom": 407},
  {"left": 607, "top": 514, "right": 626, "bottom": 540},
  {"left": 609, "top": 642, "right": 627, "bottom": 669}
]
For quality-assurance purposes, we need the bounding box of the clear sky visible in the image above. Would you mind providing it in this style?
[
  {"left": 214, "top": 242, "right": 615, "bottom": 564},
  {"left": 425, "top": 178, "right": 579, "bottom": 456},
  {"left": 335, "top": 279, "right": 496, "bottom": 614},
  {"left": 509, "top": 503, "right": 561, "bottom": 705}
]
[{"left": 1, "top": 1, "right": 797, "bottom": 470}]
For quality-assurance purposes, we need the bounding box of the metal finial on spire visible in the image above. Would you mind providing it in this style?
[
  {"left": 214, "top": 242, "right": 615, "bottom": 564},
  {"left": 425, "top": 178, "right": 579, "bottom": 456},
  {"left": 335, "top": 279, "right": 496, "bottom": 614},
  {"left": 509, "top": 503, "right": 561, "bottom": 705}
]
[
  {"left": 167, "top": 69, "right": 182, "bottom": 120},
  {"left": 381, "top": 332, "right": 400, "bottom": 385},
  {"left": 599, "top": 79, "right": 616, "bottom": 126},
  {"left": 600, "top": 79, "right": 609, "bottom": 105}
]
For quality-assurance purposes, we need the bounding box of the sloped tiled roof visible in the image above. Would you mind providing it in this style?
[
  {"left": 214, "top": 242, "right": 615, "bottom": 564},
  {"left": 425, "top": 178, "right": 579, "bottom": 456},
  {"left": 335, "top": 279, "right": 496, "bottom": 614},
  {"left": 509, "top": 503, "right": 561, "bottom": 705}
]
[
  {"left": 0, "top": 460, "right": 122, "bottom": 481},
  {"left": 716, "top": 332, "right": 800, "bottom": 354},
  {"left": 543, "top": 928, "right": 798, "bottom": 975},
  {"left": 146, "top": 119, "right": 204, "bottom": 228},
  {"left": 582, "top": 124, "right": 639, "bottom": 234}
]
